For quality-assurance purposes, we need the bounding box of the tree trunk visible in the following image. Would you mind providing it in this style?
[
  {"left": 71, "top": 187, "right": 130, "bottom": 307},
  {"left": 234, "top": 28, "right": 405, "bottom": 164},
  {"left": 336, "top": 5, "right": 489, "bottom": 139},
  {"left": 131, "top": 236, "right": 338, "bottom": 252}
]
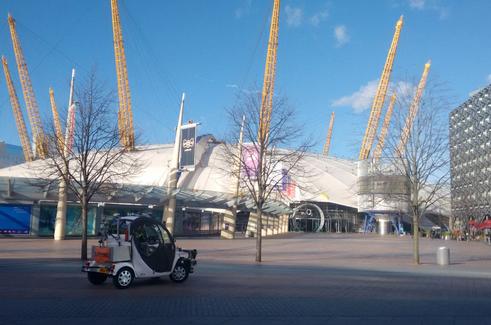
[
  {"left": 256, "top": 207, "right": 262, "bottom": 263},
  {"left": 412, "top": 212, "right": 419, "bottom": 264},
  {"left": 81, "top": 194, "right": 88, "bottom": 261},
  {"left": 449, "top": 215, "right": 454, "bottom": 232},
  {"left": 412, "top": 178, "right": 420, "bottom": 264}
]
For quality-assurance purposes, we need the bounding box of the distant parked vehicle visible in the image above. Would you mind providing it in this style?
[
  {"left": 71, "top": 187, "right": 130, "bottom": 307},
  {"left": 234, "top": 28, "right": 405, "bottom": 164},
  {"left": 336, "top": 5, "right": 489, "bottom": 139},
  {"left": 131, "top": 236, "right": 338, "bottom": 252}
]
[
  {"left": 430, "top": 226, "right": 442, "bottom": 239},
  {"left": 82, "top": 215, "right": 197, "bottom": 289}
]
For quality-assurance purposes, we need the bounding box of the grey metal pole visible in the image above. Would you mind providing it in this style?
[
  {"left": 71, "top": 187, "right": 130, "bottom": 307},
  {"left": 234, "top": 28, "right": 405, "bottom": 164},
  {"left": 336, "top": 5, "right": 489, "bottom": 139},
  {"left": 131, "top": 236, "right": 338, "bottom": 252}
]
[
  {"left": 54, "top": 69, "right": 75, "bottom": 241},
  {"left": 222, "top": 115, "right": 245, "bottom": 239},
  {"left": 164, "top": 93, "right": 185, "bottom": 233}
]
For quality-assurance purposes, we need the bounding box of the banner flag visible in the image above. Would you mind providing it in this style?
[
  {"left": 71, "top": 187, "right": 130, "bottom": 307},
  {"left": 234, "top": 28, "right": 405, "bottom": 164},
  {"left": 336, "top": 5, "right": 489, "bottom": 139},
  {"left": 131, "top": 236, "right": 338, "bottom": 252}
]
[{"left": 179, "top": 123, "right": 197, "bottom": 170}]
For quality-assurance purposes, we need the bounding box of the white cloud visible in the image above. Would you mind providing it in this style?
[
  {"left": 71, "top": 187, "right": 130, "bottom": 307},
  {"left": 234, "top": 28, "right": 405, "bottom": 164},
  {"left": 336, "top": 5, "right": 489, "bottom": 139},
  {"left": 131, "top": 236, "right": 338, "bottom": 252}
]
[
  {"left": 310, "top": 9, "right": 329, "bottom": 26},
  {"left": 235, "top": 8, "right": 244, "bottom": 19},
  {"left": 469, "top": 88, "right": 483, "bottom": 97},
  {"left": 437, "top": 7, "right": 449, "bottom": 19},
  {"left": 469, "top": 74, "right": 491, "bottom": 95},
  {"left": 225, "top": 84, "right": 260, "bottom": 95},
  {"left": 408, "top": 0, "right": 449, "bottom": 19},
  {"left": 394, "top": 81, "right": 416, "bottom": 99},
  {"left": 285, "top": 5, "right": 303, "bottom": 27},
  {"left": 332, "top": 80, "right": 416, "bottom": 113},
  {"left": 332, "top": 80, "right": 378, "bottom": 113},
  {"left": 235, "top": 0, "right": 252, "bottom": 19},
  {"left": 334, "top": 25, "right": 349, "bottom": 47},
  {"left": 409, "top": 0, "right": 425, "bottom": 9}
]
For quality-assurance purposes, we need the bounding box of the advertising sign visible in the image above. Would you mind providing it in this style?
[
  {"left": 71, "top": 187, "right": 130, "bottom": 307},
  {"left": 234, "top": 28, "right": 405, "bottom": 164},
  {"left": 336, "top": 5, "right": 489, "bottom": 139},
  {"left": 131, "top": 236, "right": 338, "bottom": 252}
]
[
  {"left": 281, "top": 168, "right": 297, "bottom": 199},
  {"left": 242, "top": 145, "right": 259, "bottom": 179},
  {"left": 180, "top": 123, "right": 197, "bottom": 170},
  {"left": 0, "top": 204, "right": 31, "bottom": 234}
]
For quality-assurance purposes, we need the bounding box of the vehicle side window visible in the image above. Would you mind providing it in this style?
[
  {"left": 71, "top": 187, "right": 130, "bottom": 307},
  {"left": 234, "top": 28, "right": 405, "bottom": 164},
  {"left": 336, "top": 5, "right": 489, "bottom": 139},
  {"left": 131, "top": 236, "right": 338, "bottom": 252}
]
[
  {"left": 133, "top": 224, "right": 162, "bottom": 257},
  {"left": 133, "top": 225, "right": 146, "bottom": 243},
  {"left": 144, "top": 224, "right": 163, "bottom": 245},
  {"left": 158, "top": 224, "right": 171, "bottom": 244}
]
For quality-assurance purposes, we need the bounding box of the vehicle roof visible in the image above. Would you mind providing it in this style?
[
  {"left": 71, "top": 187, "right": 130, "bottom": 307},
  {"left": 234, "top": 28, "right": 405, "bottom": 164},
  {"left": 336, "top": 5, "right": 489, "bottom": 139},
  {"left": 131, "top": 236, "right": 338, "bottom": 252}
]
[
  {"left": 116, "top": 215, "right": 162, "bottom": 223},
  {"left": 117, "top": 216, "right": 142, "bottom": 221}
]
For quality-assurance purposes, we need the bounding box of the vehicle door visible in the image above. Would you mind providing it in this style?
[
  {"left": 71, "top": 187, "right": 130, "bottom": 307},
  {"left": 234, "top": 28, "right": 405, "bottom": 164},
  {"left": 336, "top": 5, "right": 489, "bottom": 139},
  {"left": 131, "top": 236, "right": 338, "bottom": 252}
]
[
  {"left": 157, "top": 224, "right": 175, "bottom": 272},
  {"left": 131, "top": 219, "right": 169, "bottom": 273}
]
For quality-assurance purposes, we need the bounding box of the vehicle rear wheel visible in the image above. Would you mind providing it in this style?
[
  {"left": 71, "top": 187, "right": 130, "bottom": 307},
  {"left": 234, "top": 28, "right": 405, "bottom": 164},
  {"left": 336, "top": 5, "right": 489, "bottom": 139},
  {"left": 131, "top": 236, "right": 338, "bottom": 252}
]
[
  {"left": 113, "top": 267, "right": 134, "bottom": 289},
  {"left": 170, "top": 264, "right": 189, "bottom": 283},
  {"left": 87, "top": 272, "right": 107, "bottom": 285}
]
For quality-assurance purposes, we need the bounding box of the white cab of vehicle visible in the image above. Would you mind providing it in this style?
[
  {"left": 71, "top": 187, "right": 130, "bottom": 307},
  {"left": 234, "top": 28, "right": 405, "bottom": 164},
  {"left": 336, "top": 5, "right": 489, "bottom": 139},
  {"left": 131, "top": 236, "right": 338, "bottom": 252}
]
[{"left": 82, "top": 215, "right": 197, "bottom": 289}]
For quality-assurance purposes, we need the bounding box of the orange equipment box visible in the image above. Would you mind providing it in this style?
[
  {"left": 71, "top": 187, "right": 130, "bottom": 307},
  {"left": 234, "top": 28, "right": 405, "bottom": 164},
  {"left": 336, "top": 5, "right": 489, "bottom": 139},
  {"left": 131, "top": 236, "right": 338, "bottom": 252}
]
[{"left": 93, "top": 246, "right": 111, "bottom": 264}]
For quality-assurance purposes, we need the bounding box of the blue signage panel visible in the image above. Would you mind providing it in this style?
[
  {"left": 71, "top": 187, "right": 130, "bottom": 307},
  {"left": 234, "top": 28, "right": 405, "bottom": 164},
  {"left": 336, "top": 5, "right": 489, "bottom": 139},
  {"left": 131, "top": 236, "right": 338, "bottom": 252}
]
[{"left": 0, "top": 204, "right": 31, "bottom": 234}]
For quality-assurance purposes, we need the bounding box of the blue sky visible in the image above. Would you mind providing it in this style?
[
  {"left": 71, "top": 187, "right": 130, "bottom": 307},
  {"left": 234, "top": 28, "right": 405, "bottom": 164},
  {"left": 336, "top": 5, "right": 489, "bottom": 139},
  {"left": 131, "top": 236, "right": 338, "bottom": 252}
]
[{"left": 0, "top": 0, "right": 490, "bottom": 159}]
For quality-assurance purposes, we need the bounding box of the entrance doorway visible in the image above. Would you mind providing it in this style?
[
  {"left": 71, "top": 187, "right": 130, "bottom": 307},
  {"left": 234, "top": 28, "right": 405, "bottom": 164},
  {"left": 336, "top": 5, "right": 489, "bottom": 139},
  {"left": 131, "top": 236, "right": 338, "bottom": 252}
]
[{"left": 290, "top": 203, "right": 325, "bottom": 232}]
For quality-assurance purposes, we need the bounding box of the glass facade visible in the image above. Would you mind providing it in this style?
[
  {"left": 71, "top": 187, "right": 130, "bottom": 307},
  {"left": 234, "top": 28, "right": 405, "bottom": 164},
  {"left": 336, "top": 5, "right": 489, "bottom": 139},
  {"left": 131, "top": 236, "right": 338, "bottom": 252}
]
[
  {"left": 102, "top": 205, "right": 163, "bottom": 224},
  {"left": 450, "top": 85, "right": 491, "bottom": 222},
  {"left": 37, "top": 203, "right": 225, "bottom": 237},
  {"left": 235, "top": 211, "right": 250, "bottom": 233},
  {"left": 289, "top": 201, "right": 359, "bottom": 233},
  {"left": 39, "top": 204, "right": 97, "bottom": 236},
  {"left": 173, "top": 207, "right": 222, "bottom": 236}
]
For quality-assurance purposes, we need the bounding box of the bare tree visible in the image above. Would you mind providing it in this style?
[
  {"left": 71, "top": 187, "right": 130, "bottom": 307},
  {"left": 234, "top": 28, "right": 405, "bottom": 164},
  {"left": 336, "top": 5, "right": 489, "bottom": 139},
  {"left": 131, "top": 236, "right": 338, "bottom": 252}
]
[
  {"left": 42, "top": 74, "right": 140, "bottom": 260},
  {"left": 222, "top": 92, "right": 313, "bottom": 262},
  {"left": 377, "top": 79, "right": 452, "bottom": 264}
]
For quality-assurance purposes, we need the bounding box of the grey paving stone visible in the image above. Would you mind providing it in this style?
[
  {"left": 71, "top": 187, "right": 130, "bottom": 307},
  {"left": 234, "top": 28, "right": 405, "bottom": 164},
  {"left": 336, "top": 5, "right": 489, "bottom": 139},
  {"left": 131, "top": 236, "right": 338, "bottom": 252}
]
[{"left": 1, "top": 234, "right": 491, "bottom": 323}]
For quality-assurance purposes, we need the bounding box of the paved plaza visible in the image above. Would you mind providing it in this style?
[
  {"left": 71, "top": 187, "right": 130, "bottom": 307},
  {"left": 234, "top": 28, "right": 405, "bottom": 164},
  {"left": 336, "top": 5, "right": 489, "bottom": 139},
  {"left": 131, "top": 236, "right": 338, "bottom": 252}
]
[{"left": 1, "top": 233, "right": 491, "bottom": 324}]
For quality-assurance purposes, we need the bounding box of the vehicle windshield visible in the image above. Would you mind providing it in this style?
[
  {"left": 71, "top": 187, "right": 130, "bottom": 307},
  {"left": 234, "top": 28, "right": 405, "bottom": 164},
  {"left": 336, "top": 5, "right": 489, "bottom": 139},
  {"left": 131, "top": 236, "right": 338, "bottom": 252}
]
[{"left": 107, "top": 219, "right": 129, "bottom": 236}]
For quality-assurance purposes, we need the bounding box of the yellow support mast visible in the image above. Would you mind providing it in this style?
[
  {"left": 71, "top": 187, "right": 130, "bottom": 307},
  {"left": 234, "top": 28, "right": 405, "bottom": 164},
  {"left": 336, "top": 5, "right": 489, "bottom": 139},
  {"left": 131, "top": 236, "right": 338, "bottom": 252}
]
[
  {"left": 49, "top": 88, "right": 64, "bottom": 151},
  {"left": 359, "top": 16, "right": 403, "bottom": 161},
  {"left": 258, "top": 0, "right": 280, "bottom": 144},
  {"left": 8, "top": 13, "right": 47, "bottom": 159},
  {"left": 323, "top": 112, "right": 335, "bottom": 156},
  {"left": 372, "top": 92, "right": 396, "bottom": 162},
  {"left": 396, "top": 61, "right": 431, "bottom": 156},
  {"left": 1, "top": 56, "right": 33, "bottom": 162},
  {"left": 110, "top": 0, "right": 134, "bottom": 150}
]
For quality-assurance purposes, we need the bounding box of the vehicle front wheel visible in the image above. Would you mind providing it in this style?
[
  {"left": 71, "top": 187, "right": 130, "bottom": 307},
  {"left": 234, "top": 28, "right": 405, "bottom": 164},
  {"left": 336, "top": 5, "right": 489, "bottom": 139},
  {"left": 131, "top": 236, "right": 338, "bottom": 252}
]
[
  {"left": 170, "top": 263, "right": 189, "bottom": 283},
  {"left": 87, "top": 272, "right": 107, "bottom": 285},
  {"left": 113, "top": 267, "right": 134, "bottom": 289}
]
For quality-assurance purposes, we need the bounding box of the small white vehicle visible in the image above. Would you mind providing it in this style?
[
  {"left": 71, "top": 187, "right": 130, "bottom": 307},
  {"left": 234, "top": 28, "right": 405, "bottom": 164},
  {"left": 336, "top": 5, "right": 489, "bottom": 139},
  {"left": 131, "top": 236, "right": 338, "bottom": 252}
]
[{"left": 82, "top": 215, "right": 197, "bottom": 289}]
